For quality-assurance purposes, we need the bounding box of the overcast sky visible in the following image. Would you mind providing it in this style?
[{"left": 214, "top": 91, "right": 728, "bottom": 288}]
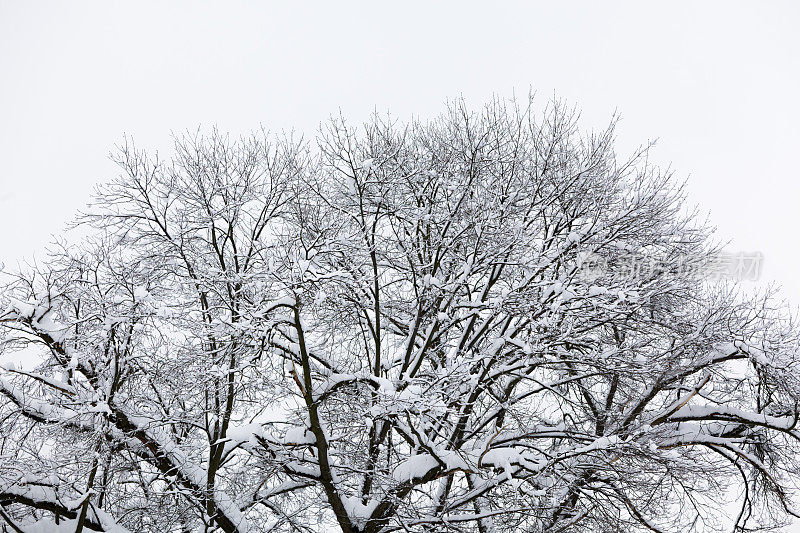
[
  {"left": 1, "top": 3, "right": 800, "bottom": 530},
  {"left": 1, "top": 1, "right": 799, "bottom": 307}
]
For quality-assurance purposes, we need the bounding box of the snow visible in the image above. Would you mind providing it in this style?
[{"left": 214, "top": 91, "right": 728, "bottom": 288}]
[
  {"left": 576, "top": 435, "right": 622, "bottom": 454},
  {"left": 480, "top": 447, "right": 522, "bottom": 481},
  {"left": 34, "top": 309, "right": 67, "bottom": 342},
  {"left": 225, "top": 422, "right": 263, "bottom": 446},
  {"left": 123, "top": 411, "right": 251, "bottom": 531},
  {"left": 283, "top": 426, "right": 316, "bottom": 445},
  {"left": 541, "top": 281, "right": 563, "bottom": 301},
  {"left": 439, "top": 449, "right": 470, "bottom": 471},
  {"left": 371, "top": 376, "right": 395, "bottom": 394},
  {"left": 8, "top": 297, "right": 36, "bottom": 319},
  {"left": 0, "top": 484, "right": 132, "bottom": 531},
  {"left": 21, "top": 518, "right": 81, "bottom": 533},
  {"left": 341, "top": 495, "right": 379, "bottom": 520},
  {"left": 395, "top": 383, "right": 426, "bottom": 404},
  {"left": 715, "top": 342, "right": 738, "bottom": 356},
  {"left": 480, "top": 447, "right": 523, "bottom": 466},
  {"left": 343, "top": 172, "right": 359, "bottom": 194},
  {"left": 671, "top": 404, "right": 795, "bottom": 430},
  {"left": 316, "top": 372, "right": 356, "bottom": 395},
  {"left": 133, "top": 286, "right": 150, "bottom": 300},
  {"left": 214, "top": 490, "right": 252, "bottom": 532},
  {"left": 393, "top": 453, "right": 439, "bottom": 481},
  {"left": 111, "top": 294, "right": 127, "bottom": 304},
  {"left": 62, "top": 490, "right": 94, "bottom": 509},
  {"left": 423, "top": 274, "right": 442, "bottom": 287},
  {"left": 733, "top": 340, "right": 771, "bottom": 365},
  {"left": 557, "top": 288, "right": 576, "bottom": 303},
  {"left": 588, "top": 285, "right": 608, "bottom": 297},
  {"left": 390, "top": 448, "right": 472, "bottom": 483},
  {"left": 0, "top": 375, "right": 80, "bottom": 422},
  {"left": 488, "top": 337, "right": 505, "bottom": 354}
]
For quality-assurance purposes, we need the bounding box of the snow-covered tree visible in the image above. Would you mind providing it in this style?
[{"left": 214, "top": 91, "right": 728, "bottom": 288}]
[{"left": 2, "top": 98, "right": 800, "bottom": 532}]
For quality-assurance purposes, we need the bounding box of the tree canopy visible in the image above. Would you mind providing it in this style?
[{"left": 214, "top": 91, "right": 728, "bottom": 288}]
[{"left": 2, "top": 98, "right": 799, "bottom": 533}]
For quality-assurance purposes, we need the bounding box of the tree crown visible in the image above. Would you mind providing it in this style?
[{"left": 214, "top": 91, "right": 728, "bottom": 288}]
[{"left": 1, "top": 97, "right": 799, "bottom": 533}]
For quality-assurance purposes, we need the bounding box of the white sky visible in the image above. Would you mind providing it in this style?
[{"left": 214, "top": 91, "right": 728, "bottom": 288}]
[
  {"left": 0, "top": 2, "right": 799, "bottom": 529},
  {"left": 2, "top": 2, "right": 799, "bottom": 304}
]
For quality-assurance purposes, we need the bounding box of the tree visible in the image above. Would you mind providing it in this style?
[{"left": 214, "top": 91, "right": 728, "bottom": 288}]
[{"left": 1, "top": 98, "right": 799, "bottom": 533}]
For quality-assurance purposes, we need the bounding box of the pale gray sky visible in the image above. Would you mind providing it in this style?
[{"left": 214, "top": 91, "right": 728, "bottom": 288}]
[
  {"left": 1, "top": 2, "right": 800, "bottom": 530},
  {"left": 1, "top": 0, "right": 798, "bottom": 304}
]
